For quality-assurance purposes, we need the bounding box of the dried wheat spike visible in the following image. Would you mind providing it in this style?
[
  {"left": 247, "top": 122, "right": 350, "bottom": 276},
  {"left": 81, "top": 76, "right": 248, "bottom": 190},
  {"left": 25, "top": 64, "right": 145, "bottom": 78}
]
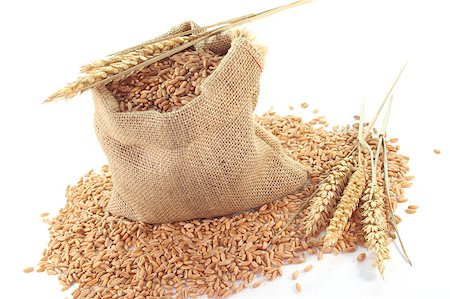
[
  {"left": 302, "top": 157, "right": 354, "bottom": 236},
  {"left": 46, "top": 36, "right": 193, "bottom": 102},
  {"left": 80, "top": 36, "right": 192, "bottom": 73},
  {"left": 323, "top": 167, "right": 366, "bottom": 248},
  {"left": 361, "top": 184, "right": 390, "bottom": 276}
]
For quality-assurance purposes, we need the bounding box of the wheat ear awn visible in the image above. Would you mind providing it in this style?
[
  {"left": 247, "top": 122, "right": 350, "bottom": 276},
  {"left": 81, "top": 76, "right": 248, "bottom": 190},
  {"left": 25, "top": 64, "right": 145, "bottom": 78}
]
[
  {"left": 379, "top": 96, "right": 412, "bottom": 266},
  {"left": 344, "top": 63, "right": 408, "bottom": 158}
]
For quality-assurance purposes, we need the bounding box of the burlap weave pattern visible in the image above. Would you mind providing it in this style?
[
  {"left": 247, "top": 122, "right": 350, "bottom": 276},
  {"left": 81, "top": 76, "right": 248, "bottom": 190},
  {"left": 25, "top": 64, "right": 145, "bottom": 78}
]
[{"left": 92, "top": 22, "right": 309, "bottom": 224}]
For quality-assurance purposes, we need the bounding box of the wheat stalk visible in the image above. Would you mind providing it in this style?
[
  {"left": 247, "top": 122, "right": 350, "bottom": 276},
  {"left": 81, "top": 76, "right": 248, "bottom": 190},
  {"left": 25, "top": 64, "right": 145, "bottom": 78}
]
[
  {"left": 45, "top": 0, "right": 312, "bottom": 103},
  {"left": 108, "top": 14, "right": 256, "bottom": 57},
  {"left": 343, "top": 63, "right": 407, "bottom": 159},
  {"left": 360, "top": 95, "right": 390, "bottom": 276},
  {"left": 301, "top": 157, "right": 354, "bottom": 236},
  {"left": 359, "top": 102, "right": 391, "bottom": 277},
  {"left": 378, "top": 96, "right": 412, "bottom": 266},
  {"left": 109, "top": 0, "right": 313, "bottom": 57}
]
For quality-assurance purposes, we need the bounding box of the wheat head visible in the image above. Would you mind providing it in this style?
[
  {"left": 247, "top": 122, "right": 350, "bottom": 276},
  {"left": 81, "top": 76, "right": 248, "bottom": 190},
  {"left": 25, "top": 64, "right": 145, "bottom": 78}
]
[
  {"left": 323, "top": 167, "right": 366, "bottom": 248},
  {"left": 46, "top": 36, "right": 194, "bottom": 102},
  {"left": 302, "top": 157, "right": 354, "bottom": 236},
  {"left": 80, "top": 36, "right": 192, "bottom": 73},
  {"left": 361, "top": 184, "right": 390, "bottom": 276}
]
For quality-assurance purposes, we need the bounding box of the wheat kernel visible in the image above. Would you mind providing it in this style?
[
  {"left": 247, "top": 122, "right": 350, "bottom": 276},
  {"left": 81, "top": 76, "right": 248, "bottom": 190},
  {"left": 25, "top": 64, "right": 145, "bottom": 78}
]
[
  {"left": 356, "top": 253, "right": 366, "bottom": 262},
  {"left": 303, "top": 265, "right": 313, "bottom": 273},
  {"left": 292, "top": 270, "right": 299, "bottom": 280}
]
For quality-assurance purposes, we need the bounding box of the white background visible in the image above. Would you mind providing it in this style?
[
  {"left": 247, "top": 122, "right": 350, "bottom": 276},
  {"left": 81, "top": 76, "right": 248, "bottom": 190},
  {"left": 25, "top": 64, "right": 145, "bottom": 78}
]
[{"left": 1, "top": 0, "right": 449, "bottom": 298}]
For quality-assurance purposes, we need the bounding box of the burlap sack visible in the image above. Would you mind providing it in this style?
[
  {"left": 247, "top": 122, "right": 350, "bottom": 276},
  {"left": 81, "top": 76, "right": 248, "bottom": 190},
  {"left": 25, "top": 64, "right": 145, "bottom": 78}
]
[{"left": 92, "top": 22, "right": 309, "bottom": 224}]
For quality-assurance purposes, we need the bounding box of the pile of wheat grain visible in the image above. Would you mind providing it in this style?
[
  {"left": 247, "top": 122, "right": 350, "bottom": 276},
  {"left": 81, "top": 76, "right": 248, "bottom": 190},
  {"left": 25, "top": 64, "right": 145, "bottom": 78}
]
[
  {"left": 31, "top": 110, "right": 413, "bottom": 298},
  {"left": 106, "top": 48, "right": 223, "bottom": 113}
]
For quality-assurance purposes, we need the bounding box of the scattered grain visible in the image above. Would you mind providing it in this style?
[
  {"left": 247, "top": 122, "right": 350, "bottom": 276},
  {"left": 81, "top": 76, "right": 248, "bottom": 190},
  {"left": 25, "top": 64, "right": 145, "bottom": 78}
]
[
  {"left": 434, "top": 149, "right": 441, "bottom": 154},
  {"left": 23, "top": 267, "right": 34, "bottom": 273},
  {"left": 401, "top": 182, "right": 413, "bottom": 188},
  {"left": 356, "top": 253, "right": 366, "bottom": 262},
  {"left": 301, "top": 102, "right": 309, "bottom": 109},
  {"left": 34, "top": 110, "right": 412, "bottom": 298},
  {"left": 252, "top": 281, "right": 262, "bottom": 288},
  {"left": 317, "top": 251, "right": 323, "bottom": 260},
  {"left": 303, "top": 265, "right": 313, "bottom": 273},
  {"left": 295, "top": 282, "right": 302, "bottom": 293},
  {"left": 292, "top": 270, "right": 300, "bottom": 280},
  {"left": 40, "top": 212, "right": 49, "bottom": 217},
  {"left": 405, "top": 209, "right": 417, "bottom": 214}
]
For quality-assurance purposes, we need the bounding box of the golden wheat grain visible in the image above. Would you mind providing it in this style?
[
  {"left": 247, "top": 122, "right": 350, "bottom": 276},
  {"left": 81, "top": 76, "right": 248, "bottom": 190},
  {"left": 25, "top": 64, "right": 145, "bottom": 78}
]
[
  {"left": 34, "top": 110, "right": 413, "bottom": 297},
  {"left": 303, "top": 264, "right": 313, "bottom": 273},
  {"left": 323, "top": 167, "right": 366, "bottom": 248},
  {"left": 361, "top": 184, "right": 390, "bottom": 276},
  {"left": 23, "top": 266, "right": 34, "bottom": 273},
  {"left": 356, "top": 253, "right": 366, "bottom": 262},
  {"left": 291, "top": 270, "right": 299, "bottom": 280}
]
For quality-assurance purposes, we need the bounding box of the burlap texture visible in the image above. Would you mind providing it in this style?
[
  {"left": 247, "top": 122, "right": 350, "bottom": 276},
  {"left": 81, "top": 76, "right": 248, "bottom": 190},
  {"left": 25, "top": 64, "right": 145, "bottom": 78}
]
[{"left": 92, "top": 22, "right": 309, "bottom": 224}]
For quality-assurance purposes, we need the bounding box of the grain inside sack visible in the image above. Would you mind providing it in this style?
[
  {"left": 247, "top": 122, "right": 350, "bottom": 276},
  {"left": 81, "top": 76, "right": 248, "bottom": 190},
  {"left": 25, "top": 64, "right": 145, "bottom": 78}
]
[
  {"left": 93, "top": 22, "right": 309, "bottom": 224},
  {"left": 106, "top": 48, "right": 224, "bottom": 113}
]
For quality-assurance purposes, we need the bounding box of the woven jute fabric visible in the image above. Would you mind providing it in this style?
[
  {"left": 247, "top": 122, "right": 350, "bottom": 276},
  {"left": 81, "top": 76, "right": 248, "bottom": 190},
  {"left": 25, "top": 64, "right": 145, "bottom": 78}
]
[{"left": 92, "top": 22, "right": 309, "bottom": 224}]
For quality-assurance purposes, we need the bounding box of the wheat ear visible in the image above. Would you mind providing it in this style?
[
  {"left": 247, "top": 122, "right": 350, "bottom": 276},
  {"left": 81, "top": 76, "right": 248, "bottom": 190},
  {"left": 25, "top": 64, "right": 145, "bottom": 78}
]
[
  {"left": 80, "top": 36, "right": 192, "bottom": 73},
  {"left": 361, "top": 184, "right": 390, "bottom": 276},
  {"left": 301, "top": 157, "right": 354, "bottom": 236},
  {"left": 46, "top": 35, "right": 196, "bottom": 101},
  {"left": 323, "top": 166, "right": 366, "bottom": 248},
  {"left": 360, "top": 135, "right": 390, "bottom": 277},
  {"left": 322, "top": 102, "right": 368, "bottom": 248},
  {"left": 361, "top": 98, "right": 390, "bottom": 275}
]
